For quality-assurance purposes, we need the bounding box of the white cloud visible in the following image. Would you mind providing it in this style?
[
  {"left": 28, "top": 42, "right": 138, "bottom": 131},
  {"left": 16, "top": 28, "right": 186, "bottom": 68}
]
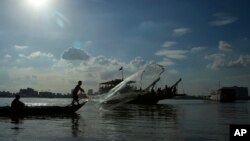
[
  {"left": 210, "top": 13, "right": 238, "bottom": 26},
  {"left": 129, "top": 56, "right": 145, "bottom": 67},
  {"left": 205, "top": 53, "right": 250, "bottom": 70},
  {"left": 18, "top": 54, "right": 26, "bottom": 58},
  {"left": 162, "top": 41, "right": 177, "bottom": 48},
  {"left": 191, "top": 46, "right": 206, "bottom": 53},
  {"left": 155, "top": 50, "right": 188, "bottom": 59},
  {"left": 158, "top": 58, "right": 175, "bottom": 66},
  {"left": 14, "top": 45, "right": 28, "bottom": 50},
  {"left": 6, "top": 56, "right": 116, "bottom": 92},
  {"left": 62, "top": 47, "right": 90, "bottom": 61},
  {"left": 2, "top": 54, "right": 12, "bottom": 63},
  {"left": 228, "top": 55, "right": 250, "bottom": 67},
  {"left": 30, "top": 51, "right": 54, "bottom": 59},
  {"left": 88, "top": 56, "right": 146, "bottom": 80},
  {"left": 2, "top": 46, "right": 173, "bottom": 93},
  {"left": 4, "top": 54, "right": 12, "bottom": 59},
  {"left": 172, "top": 27, "right": 191, "bottom": 37},
  {"left": 91, "top": 56, "right": 120, "bottom": 66},
  {"left": 52, "top": 59, "right": 74, "bottom": 69},
  {"left": 204, "top": 53, "right": 225, "bottom": 60},
  {"left": 204, "top": 53, "right": 225, "bottom": 70},
  {"left": 19, "top": 51, "right": 54, "bottom": 59},
  {"left": 218, "top": 40, "right": 232, "bottom": 51}
]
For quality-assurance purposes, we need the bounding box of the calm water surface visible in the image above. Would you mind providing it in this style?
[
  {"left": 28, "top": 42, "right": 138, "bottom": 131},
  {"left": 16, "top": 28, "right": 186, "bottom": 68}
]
[{"left": 0, "top": 98, "right": 249, "bottom": 141}]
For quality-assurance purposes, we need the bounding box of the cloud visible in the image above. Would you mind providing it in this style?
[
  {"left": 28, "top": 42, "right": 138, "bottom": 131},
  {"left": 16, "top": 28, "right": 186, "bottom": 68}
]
[
  {"left": 4, "top": 54, "right": 12, "bottom": 59},
  {"left": 92, "top": 56, "right": 120, "bottom": 66},
  {"left": 158, "top": 58, "right": 175, "bottom": 66},
  {"left": 210, "top": 13, "right": 238, "bottom": 26},
  {"left": 191, "top": 46, "right": 206, "bottom": 53},
  {"left": 2, "top": 54, "right": 12, "bottom": 64},
  {"left": 218, "top": 40, "right": 232, "bottom": 51},
  {"left": 2, "top": 52, "right": 176, "bottom": 93},
  {"left": 155, "top": 50, "right": 188, "bottom": 59},
  {"left": 204, "top": 53, "right": 225, "bottom": 70},
  {"left": 138, "top": 21, "right": 161, "bottom": 30},
  {"left": 126, "top": 56, "right": 147, "bottom": 72},
  {"left": 162, "top": 41, "right": 177, "bottom": 48},
  {"left": 14, "top": 45, "right": 28, "bottom": 50},
  {"left": 90, "top": 56, "right": 146, "bottom": 79},
  {"left": 172, "top": 27, "right": 191, "bottom": 37},
  {"left": 62, "top": 47, "right": 90, "bottom": 61},
  {"left": 19, "top": 51, "right": 54, "bottom": 59},
  {"left": 204, "top": 53, "right": 225, "bottom": 60},
  {"left": 129, "top": 56, "right": 145, "bottom": 67},
  {"left": 228, "top": 55, "right": 250, "bottom": 67},
  {"left": 15, "top": 53, "right": 55, "bottom": 69},
  {"left": 205, "top": 53, "right": 250, "bottom": 70}
]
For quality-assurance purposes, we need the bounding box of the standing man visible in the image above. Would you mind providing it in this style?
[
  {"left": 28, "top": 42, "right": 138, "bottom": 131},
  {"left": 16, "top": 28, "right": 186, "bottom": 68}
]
[{"left": 72, "top": 81, "right": 85, "bottom": 105}]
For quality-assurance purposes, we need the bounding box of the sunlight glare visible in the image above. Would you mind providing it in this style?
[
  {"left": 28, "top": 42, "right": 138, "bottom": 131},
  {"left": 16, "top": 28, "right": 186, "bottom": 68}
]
[{"left": 26, "top": 0, "right": 49, "bottom": 10}]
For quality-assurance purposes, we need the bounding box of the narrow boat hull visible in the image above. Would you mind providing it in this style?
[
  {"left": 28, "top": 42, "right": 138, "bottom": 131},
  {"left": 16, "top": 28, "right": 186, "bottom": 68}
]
[
  {"left": 0, "top": 102, "right": 86, "bottom": 117},
  {"left": 128, "top": 93, "right": 175, "bottom": 104}
]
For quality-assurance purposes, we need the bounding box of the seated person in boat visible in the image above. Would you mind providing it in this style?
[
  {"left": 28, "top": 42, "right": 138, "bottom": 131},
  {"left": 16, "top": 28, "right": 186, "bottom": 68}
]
[
  {"left": 72, "top": 81, "right": 85, "bottom": 105},
  {"left": 11, "top": 95, "right": 25, "bottom": 110}
]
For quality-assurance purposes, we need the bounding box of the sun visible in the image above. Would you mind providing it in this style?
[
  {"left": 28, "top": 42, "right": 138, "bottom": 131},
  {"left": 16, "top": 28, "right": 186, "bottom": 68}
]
[{"left": 26, "top": 0, "right": 49, "bottom": 10}]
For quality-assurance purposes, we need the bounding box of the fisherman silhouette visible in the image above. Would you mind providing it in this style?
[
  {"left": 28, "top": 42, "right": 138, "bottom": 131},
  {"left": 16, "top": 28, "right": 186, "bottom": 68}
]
[
  {"left": 72, "top": 81, "right": 85, "bottom": 105},
  {"left": 11, "top": 95, "right": 25, "bottom": 112}
]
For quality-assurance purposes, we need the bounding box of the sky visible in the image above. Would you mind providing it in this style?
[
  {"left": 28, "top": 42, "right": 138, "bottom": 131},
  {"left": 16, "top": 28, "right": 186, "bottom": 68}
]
[{"left": 0, "top": 0, "right": 250, "bottom": 95}]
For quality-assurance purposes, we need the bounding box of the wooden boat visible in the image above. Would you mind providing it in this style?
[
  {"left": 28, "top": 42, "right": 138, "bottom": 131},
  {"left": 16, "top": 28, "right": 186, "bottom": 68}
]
[
  {"left": 100, "top": 78, "right": 182, "bottom": 105},
  {"left": 127, "top": 92, "right": 175, "bottom": 104},
  {"left": 99, "top": 79, "right": 123, "bottom": 94},
  {"left": 0, "top": 101, "right": 87, "bottom": 117}
]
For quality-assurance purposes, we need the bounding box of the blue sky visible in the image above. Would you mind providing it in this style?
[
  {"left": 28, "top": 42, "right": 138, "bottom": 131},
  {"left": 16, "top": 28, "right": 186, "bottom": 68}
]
[{"left": 0, "top": 0, "right": 250, "bottom": 95}]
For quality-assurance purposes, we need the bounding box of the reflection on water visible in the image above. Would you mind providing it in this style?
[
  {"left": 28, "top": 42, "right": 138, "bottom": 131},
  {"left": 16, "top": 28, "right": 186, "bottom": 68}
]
[
  {"left": 0, "top": 99, "right": 249, "bottom": 141},
  {"left": 96, "top": 104, "right": 178, "bottom": 141},
  {"left": 71, "top": 114, "right": 80, "bottom": 137},
  {"left": 218, "top": 101, "right": 250, "bottom": 125},
  {"left": 8, "top": 114, "right": 82, "bottom": 139},
  {"left": 11, "top": 117, "right": 22, "bottom": 125},
  {"left": 25, "top": 103, "right": 48, "bottom": 106},
  {"left": 101, "top": 104, "right": 177, "bottom": 121}
]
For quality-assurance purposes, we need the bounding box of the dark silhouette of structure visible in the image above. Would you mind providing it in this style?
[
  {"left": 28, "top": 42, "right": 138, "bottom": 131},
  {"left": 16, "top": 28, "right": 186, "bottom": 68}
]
[{"left": 0, "top": 89, "right": 72, "bottom": 98}]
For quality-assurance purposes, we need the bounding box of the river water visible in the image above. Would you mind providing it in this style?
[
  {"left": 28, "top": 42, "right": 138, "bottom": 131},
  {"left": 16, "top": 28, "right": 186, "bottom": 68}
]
[{"left": 0, "top": 98, "right": 249, "bottom": 141}]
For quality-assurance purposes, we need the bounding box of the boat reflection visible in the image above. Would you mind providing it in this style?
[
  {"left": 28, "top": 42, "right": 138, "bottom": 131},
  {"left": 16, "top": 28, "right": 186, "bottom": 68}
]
[
  {"left": 100, "top": 103, "right": 178, "bottom": 124},
  {"left": 98, "top": 104, "right": 178, "bottom": 141},
  {"left": 71, "top": 114, "right": 80, "bottom": 137},
  {"left": 8, "top": 114, "right": 82, "bottom": 137}
]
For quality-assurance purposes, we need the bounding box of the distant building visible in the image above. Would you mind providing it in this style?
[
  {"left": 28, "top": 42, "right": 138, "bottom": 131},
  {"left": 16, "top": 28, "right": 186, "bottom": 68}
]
[
  {"left": 39, "top": 91, "right": 53, "bottom": 98},
  {"left": 19, "top": 88, "right": 38, "bottom": 97},
  {"left": 223, "top": 86, "right": 248, "bottom": 100},
  {"left": 210, "top": 86, "right": 248, "bottom": 102},
  {"left": 210, "top": 88, "right": 236, "bottom": 102},
  {"left": 88, "top": 89, "right": 93, "bottom": 95}
]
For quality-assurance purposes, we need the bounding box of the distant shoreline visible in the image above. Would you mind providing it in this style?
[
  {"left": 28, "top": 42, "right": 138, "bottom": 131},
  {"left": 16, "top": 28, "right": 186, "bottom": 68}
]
[{"left": 0, "top": 96, "right": 72, "bottom": 98}]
